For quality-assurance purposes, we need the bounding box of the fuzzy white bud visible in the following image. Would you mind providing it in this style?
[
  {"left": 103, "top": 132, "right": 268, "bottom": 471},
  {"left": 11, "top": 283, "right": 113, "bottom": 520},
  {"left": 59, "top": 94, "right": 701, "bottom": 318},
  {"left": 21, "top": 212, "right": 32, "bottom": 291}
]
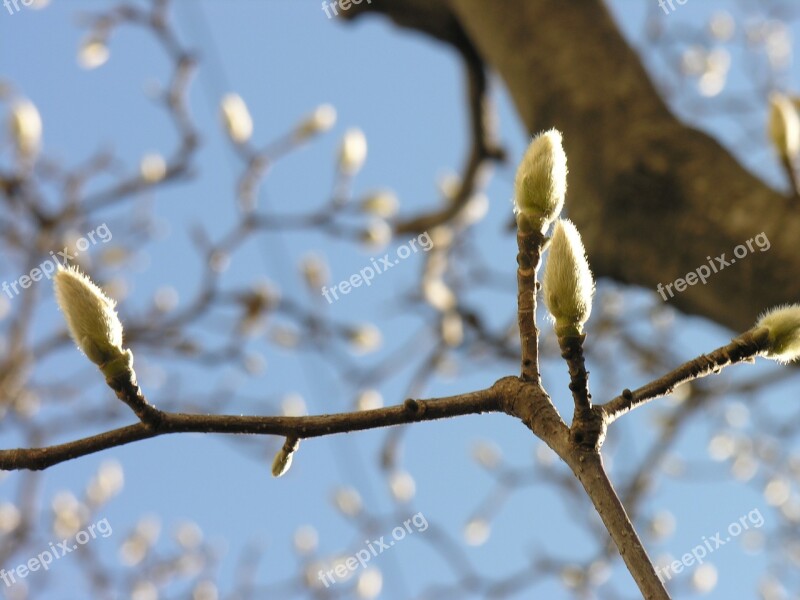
[
  {"left": 220, "top": 93, "right": 253, "bottom": 144},
  {"left": 542, "top": 219, "right": 595, "bottom": 336},
  {"left": 9, "top": 99, "right": 42, "bottom": 158},
  {"left": 338, "top": 128, "right": 367, "bottom": 175},
  {"left": 295, "top": 104, "right": 337, "bottom": 140},
  {"left": 514, "top": 129, "right": 567, "bottom": 228},
  {"left": 755, "top": 304, "right": 800, "bottom": 363},
  {"left": 768, "top": 92, "right": 800, "bottom": 160},
  {"left": 271, "top": 437, "right": 300, "bottom": 478},
  {"left": 54, "top": 266, "right": 127, "bottom": 368}
]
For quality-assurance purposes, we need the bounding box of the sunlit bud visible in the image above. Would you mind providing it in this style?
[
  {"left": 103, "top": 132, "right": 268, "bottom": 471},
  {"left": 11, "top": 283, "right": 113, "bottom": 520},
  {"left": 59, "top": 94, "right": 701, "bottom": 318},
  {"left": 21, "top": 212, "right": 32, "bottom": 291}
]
[
  {"left": 300, "top": 253, "right": 328, "bottom": 289},
  {"left": 463, "top": 517, "right": 490, "bottom": 546},
  {"left": 355, "top": 389, "right": 383, "bottom": 411},
  {"left": 54, "top": 266, "right": 129, "bottom": 369},
  {"left": 9, "top": 99, "right": 42, "bottom": 158},
  {"left": 756, "top": 304, "right": 800, "bottom": 363},
  {"left": 140, "top": 153, "right": 167, "bottom": 183},
  {"left": 78, "top": 36, "right": 110, "bottom": 70},
  {"left": 388, "top": 470, "right": 416, "bottom": 502},
  {"left": 295, "top": 104, "right": 336, "bottom": 140},
  {"left": 220, "top": 93, "right": 253, "bottom": 144},
  {"left": 338, "top": 128, "right": 367, "bottom": 175},
  {"left": 357, "top": 569, "right": 383, "bottom": 599},
  {"left": 333, "top": 486, "right": 362, "bottom": 516},
  {"left": 271, "top": 437, "right": 299, "bottom": 477},
  {"left": 457, "top": 193, "right": 489, "bottom": 226},
  {"left": 441, "top": 310, "right": 463, "bottom": 346},
  {"left": 514, "top": 129, "right": 567, "bottom": 230},
  {"left": 360, "top": 190, "right": 399, "bottom": 218},
  {"left": 348, "top": 324, "right": 382, "bottom": 354},
  {"left": 423, "top": 278, "right": 456, "bottom": 312},
  {"left": 293, "top": 525, "right": 318, "bottom": 555},
  {"left": 542, "top": 219, "right": 595, "bottom": 336},
  {"left": 768, "top": 92, "right": 800, "bottom": 160},
  {"left": 360, "top": 219, "right": 392, "bottom": 248}
]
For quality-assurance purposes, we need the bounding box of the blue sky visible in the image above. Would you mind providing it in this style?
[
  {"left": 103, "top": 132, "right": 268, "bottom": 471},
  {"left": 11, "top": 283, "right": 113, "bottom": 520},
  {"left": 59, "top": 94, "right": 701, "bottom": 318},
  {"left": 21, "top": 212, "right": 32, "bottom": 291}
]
[{"left": 1, "top": 1, "right": 798, "bottom": 598}]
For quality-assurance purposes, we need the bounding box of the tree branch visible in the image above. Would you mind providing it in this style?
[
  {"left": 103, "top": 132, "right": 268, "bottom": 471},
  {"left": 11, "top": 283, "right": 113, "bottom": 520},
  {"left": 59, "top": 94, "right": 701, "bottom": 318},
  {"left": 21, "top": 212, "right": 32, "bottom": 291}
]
[{"left": 601, "top": 327, "right": 770, "bottom": 424}]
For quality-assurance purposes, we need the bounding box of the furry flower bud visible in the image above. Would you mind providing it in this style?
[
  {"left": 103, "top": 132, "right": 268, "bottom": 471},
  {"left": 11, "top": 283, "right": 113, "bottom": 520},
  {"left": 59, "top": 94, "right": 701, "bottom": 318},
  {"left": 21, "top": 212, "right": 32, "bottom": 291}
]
[
  {"left": 542, "top": 219, "right": 595, "bottom": 336},
  {"left": 514, "top": 129, "right": 567, "bottom": 230},
  {"left": 271, "top": 437, "right": 300, "bottom": 477},
  {"left": 220, "top": 93, "right": 254, "bottom": 144},
  {"left": 756, "top": 304, "right": 800, "bottom": 363},
  {"left": 54, "top": 267, "right": 126, "bottom": 367},
  {"left": 9, "top": 99, "right": 42, "bottom": 158},
  {"left": 768, "top": 92, "right": 800, "bottom": 160}
]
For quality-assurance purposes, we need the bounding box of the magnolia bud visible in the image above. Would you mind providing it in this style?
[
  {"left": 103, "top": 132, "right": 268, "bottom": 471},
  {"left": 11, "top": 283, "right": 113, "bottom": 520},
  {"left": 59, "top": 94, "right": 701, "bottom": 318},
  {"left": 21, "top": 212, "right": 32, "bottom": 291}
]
[
  {"left": 78, "top": 36, "right": 110, "bottom": 70},
  {"left": 54, "top": 266, "right": 128, "bottom": 369},
  {"left": 514, "top": 129, "right": 567, "bottom": 230},
  {"left": 9, "top": 99, "right": 42, "bottom": 158},
  {"left": 338, "top": 128, "right": 367, "bottom": 175},
  {"left": 768, "top": 92, "right": 800, "bottom": 160},
  {"left": 755, "top": 304, "right": 800, "bottom": 363},
  {"left": 271, "top": 437, "right": 300, "bottom": 477},
  {"left": 542, "top": 219, "right": 595, "bottom": 336},
  {"left": 295, "top": 104, "right": 336, "bottom": 140},
  {"left": 220, "top": 93, "right": 253, "bottom": 144}
]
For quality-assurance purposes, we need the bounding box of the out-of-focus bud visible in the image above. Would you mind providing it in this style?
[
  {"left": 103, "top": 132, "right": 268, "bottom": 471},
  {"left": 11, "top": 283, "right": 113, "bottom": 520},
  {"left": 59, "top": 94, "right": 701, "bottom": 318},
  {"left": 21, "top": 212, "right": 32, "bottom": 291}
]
[
  {"left": 756, "top": 304, "right": 800, "bottom": 363},
  {"left": 542, "top": 219, "right": 595, "bottom": 336},
  {"left": 9, "top": 99, "right": 42, "bottom": 158},
  {"left": 140, "top": 153, "right": 167, "bottom": 183},
  {"left": 338, "top": 128, "right": 367, "bottom": 175},
  {"left": 768, "top": 92, "right": 800, "bottom": 160},
  {"left": 78, "top": 36, "right": 110, "bottom": 70},
  {"left": 220, "top": 93, "right": 253, "bottom": 144},
  {"left": 295, "top": 104, "right": 336, "bottom": 140},
  {"left": 300, "top": 253, "right": 329, "bottom": 290},
  {"left": 360, "top": 219, "right": 392, "bottom": 248},
  {"left": 360, "top": 190, "right": 399, "bottom": 218},
  {"left": 514, "top": 129, "right": 567, "bottom": 231},
  {"left": 348, "top": 324, "right": 382, "bottom": 354}
]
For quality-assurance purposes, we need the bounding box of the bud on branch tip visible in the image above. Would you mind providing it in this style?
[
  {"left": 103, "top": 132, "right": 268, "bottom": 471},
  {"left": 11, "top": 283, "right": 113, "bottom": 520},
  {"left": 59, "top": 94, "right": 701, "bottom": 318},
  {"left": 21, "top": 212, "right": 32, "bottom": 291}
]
[
  {"left": 54, "top": 266, "right": 127, "bottom": 369},
  {"left": 514, "top": 129, "right": 567, "bottom": 230},
  {"left": 272, "top": 437, "right": 300, "bottom": 478},
  {"left": 756, "top": 304, "right": 800, "bottom": 363},
  {"left": 542, "top": 219, "right": 595, "bottom": 336}
]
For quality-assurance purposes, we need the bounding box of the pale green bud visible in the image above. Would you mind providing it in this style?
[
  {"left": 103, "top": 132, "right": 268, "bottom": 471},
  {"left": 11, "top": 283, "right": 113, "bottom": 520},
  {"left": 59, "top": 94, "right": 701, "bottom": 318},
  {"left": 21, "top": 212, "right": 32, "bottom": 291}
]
[
  {"left": 514, "top": 129, "right": 567, "bottom": 228},
  {"left": 756, "top": 304, "right": 800, "bottom": 363},
  {"left": 542, "top": 219, "right": 595, "bottom": 336},
  {"left": 54, "top": 266, "right": 126, "bottom": 367},
  {"left": 271, "top": 437, "right": 300, "bottom": 477},
  {"left": 768, "top": 92, "right": 800, "bottom": 160}
]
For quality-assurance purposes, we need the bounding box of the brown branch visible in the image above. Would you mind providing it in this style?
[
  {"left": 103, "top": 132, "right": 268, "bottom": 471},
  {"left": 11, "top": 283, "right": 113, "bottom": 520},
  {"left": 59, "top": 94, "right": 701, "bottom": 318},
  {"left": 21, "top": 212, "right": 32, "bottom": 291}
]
[
  {"left": 515, "top": 221, "right": 545, "bottom": 384},
  {"left": 0, "top": 385, "right": 503, "bottom": 471},
  {"left": 601, "top": 327, "right": 770, "bottom": 424}
]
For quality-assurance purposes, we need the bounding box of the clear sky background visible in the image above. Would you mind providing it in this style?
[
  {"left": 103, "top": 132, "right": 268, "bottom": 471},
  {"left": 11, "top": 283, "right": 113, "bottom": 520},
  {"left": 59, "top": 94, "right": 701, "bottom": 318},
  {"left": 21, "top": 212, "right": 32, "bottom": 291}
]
[{"left": 1, "top": 1, "right": 798, "bottom": 599}]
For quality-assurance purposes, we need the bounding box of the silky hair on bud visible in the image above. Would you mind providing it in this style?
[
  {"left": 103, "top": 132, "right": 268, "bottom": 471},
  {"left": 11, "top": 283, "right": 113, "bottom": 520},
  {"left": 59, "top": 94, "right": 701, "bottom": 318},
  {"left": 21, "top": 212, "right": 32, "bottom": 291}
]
[
  {"left": 271, "top": 437, "right": 300, "bottom": 477},
  {"left": 514, "top": 129, "right": 567, "bottom": 227},
  {"left": 768, "top": 92, "right": 800, "bottom": 159},
  {"left": 54, "top": 266, "right": 125, "bottom": 366},
  {"left": 756, "top": 304, "right": 800, "bottom": 363},
  {"left": 542, "top": 219, "right": 595, "bottom": 335}
]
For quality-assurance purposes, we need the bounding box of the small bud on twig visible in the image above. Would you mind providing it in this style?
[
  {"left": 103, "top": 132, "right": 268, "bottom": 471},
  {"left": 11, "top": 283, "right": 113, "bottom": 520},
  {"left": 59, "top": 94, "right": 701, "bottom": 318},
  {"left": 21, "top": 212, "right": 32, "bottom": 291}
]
[
  {"left": 756, "top": 304, "right": 800, "bottom": 363},
  {"left": 514, "top": 129, "right": 567, "bottom": 231},
  {"left": 271, "top": 437, "right": 300, "bottom": 477},
  {"left": 542, "top": 219, "right": 595, "bottom": 336},
  {"left": 220, "top": 93, "right": 254, "bottom": 144},
  {"left": 768, "top": 92, "right": 800, "bottom": 161}
]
